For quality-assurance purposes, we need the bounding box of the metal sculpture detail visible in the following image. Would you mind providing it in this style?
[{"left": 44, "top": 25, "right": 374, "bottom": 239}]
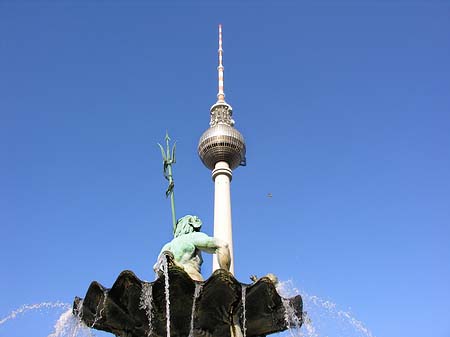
[
  {"left": 153, "top": 215, "right": 231, "bottom": 281},
  {"left": 158, "top": 132, "right": 177, "bottom": 233}
]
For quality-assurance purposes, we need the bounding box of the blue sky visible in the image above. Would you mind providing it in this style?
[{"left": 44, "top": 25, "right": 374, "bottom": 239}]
[{"left": 1, "top": 1, "right": 449, "bottom": 337}]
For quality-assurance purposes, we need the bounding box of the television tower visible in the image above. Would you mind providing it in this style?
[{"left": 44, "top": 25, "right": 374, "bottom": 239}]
[{"left": 198, "top": 25, "right": 246, "bottom": 274}]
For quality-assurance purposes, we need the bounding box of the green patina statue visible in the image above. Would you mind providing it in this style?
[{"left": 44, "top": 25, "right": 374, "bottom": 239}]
[
  {"left": 154, "top": 215, "right": 231, "bottom": 281},
  {"left": 156, "top": 133, "right": 230, "bottom": 281}
]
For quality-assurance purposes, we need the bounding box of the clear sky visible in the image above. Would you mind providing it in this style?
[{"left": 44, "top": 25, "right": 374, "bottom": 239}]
[{"left": 1, "top": 1, "right": 449, "bottom": 337}]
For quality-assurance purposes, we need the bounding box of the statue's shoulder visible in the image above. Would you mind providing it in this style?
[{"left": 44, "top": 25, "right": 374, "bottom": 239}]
[
  {"left": 188, "top": 231, "right": 213, "bottom": 245},
  {"left": 172, "top": 232, "right": 211, "bottom": 248},
  {"left": 189, "top": 231, "right": 209, "bottom": 238},
  {"left": 173, "top": 232, "right": 205, "bottom": 244}
]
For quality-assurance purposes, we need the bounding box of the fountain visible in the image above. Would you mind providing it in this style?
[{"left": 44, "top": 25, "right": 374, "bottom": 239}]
[
  {"left": 74, "top": 252, "right": 302, "bottom": 337},
  {"left": 72, "top": 25, "right": 303, "bottom": 337},
  {"left": 0, "top": 24, "right": 379, "bottom": 337}
]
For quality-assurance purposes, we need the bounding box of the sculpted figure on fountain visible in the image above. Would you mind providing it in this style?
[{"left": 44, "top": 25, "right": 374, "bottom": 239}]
[{"left": 154, "top": 215, "right": 231, "bottom": 281}]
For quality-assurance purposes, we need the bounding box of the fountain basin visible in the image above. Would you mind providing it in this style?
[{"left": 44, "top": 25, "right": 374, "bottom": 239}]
[{"left": 73, "top": 255, "right": 303, "bottom": 337}]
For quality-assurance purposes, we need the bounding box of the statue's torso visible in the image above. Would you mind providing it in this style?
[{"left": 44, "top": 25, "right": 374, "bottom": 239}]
[{"left": 170, "top": 233, "right": 203, "bottom": 272}]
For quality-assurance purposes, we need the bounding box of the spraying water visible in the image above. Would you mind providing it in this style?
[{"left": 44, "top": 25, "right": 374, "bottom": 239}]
[
  {"left": 0, "top": 302, "right": 70, "bottom": 326},
  {"left": 281, "top": 298, "right": 293, "bottom": 330},
  {"left": 277, "top": 280, "right": 374, "bottom": 337},
  {"left": 162, "top": 255, "right": 171, "bottom": 337},
  {"left": 47, "top": 308, "right": 94, "bottom": 337},
  {"left": 189, "top": 283, "right": 203, "bottom": 337},
  {"left": 90, "top": 291, "right": 108, "bottom": 328},
  {"left": 139, "top": 283, "right": 154, "bottom": 337},
  {"left": 301, "top": 312, "right": 318, "bottom": 337},
  {"left": 241, "top": 285, "right": 247, "bottom": 337},
  {"left": 301, "top": 291, "right": 374, "bottom": 337},
  {"left": 0, "top": 301, "right": 95, "bottom": 337}
]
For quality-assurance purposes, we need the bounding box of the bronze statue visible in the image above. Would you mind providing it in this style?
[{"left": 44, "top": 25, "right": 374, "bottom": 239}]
[{"left": 154, "top": 215, "right": 230, "bottom": 281}]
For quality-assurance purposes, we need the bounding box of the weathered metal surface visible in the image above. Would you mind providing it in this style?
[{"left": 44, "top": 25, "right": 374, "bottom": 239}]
[{"left": 74, "top": 256, "right": 302, "bottom": 337}]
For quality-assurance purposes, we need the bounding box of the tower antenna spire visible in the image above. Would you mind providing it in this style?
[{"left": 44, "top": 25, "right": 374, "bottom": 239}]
[{"left": 217, "top": 24, "right": 225, "bottom": 103}]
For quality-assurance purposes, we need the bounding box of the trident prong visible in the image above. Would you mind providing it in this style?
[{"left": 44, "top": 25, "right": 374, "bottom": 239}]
[{"left": 158, "top": 131, "right": 177, "bottom": 234}]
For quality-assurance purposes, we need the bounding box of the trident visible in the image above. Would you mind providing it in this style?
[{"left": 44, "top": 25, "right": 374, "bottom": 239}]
[{"left": 158, "top": 131, "right": 177, "bottom": 235}]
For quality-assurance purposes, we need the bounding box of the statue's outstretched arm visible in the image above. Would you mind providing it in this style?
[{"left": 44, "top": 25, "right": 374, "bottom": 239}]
[
  {"left": 193, "top": 233, "right": 231, "bottom": 271},
  {"left": 215, "top": 240, "right": 231, "bottom": 271}
]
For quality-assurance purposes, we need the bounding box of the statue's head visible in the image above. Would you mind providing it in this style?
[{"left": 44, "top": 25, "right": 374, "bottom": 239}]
[{"left": 174, "top": 215, "right": 202, "bottom": 237}]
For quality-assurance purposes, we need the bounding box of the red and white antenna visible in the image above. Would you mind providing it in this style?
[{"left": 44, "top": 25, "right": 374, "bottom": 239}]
[{"left": 217, "top": 24, "right": 225, "bottom": 103}]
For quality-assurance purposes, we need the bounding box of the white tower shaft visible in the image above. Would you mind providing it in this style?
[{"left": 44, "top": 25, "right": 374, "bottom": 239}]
[
  {"left": 212, "top": 161, "right": 234, "bottom": 274},
  {"left": 198, "top": 25, "right": 245, "bottom": 276}
]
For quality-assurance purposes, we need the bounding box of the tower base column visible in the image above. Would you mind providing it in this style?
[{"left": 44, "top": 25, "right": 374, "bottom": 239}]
[{"left": 212, "top": 161, "right": 234, "bottom": 274}]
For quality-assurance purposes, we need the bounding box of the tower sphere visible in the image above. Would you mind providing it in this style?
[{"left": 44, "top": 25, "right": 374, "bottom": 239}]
[
  {"left": 198, "top": 25, "right": 246, "bottom": 171},
  {"left": 198, "top": 119, "right": 246, "bottom": 170}
]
